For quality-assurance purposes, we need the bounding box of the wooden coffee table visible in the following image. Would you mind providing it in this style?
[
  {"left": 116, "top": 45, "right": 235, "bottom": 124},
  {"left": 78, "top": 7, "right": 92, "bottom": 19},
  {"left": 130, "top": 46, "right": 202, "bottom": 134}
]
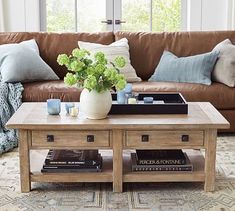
[{"left": 6, "top": 102, "right": 229, "bottom": 193}]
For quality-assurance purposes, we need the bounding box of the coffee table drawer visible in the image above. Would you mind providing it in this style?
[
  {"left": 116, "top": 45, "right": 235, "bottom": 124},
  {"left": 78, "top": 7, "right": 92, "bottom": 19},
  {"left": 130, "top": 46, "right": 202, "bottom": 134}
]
[
  {"left": 125, "top": 130, "right": 204, "bottom": 148},
  {"left": 32, "top": 130, "right": 110, "bottom": 147}
]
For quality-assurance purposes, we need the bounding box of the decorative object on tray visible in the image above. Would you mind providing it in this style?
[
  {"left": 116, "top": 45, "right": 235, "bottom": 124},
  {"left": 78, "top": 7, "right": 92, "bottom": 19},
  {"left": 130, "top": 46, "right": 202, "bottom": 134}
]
[
  {"left": 143, "top": 97, "right": 154, "bottom": 104},
  {"left": 131, "top": 150, "right": 193, "bottom": 172},
  {"left": 47, "top": 99, "right": 61, "bottom": 115},
  {"left": 110, "top": 93, "right": 188, "bottom": 114},
  {"left": 41, "top": 149, "right": 102, "bottom": 173},
  {"left": 57, "top": 49, "right": 127, "bottom": 120}
]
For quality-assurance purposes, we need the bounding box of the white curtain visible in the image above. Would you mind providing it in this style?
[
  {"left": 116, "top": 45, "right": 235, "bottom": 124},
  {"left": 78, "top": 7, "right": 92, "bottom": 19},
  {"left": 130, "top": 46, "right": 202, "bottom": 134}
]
[{"left": 0, "top": 0, "right": 5, "bottom": 32}]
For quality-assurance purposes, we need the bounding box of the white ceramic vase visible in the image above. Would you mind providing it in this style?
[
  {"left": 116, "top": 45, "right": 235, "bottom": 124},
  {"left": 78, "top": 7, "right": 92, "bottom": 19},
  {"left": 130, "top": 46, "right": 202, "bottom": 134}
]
[{"left": 80, "top": 88, "right": 112, "bottom": 119}]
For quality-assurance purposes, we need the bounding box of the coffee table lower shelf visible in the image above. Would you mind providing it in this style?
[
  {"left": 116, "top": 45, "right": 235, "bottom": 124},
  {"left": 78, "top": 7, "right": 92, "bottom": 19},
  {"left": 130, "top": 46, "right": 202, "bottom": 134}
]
[
  {"left": 30, "top": 154, "right": 113, "bottom": 183},
  {"left": 29, "top": 150, "right": 205, "bottom": 184},
  {"left": 123, "top": 150, "right": 205, "bottom": 182}
]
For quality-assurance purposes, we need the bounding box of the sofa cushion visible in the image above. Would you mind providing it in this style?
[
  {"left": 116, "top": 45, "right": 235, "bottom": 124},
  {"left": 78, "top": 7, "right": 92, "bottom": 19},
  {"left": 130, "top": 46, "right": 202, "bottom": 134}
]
[
  {"left": 0, "top": 32, "right": 114, "bottom": 79},
  {"left": 132, "top": 81, "right": 235, "bottom": 110},
  {"left": 0, "top": 40, "right": 59, "bottom": 83},
  {"left": 149, "top": 50, "right": 219, "bottom": 85},
  {"left": 115, "top": 31, "right": 235, "bottom": 81},
  {"left": 23, "top": 80, "right": 235, "bottom": 110},
  {"left": 212, "top": 39, "right": 235, "bottom": 87},
  {"left": 22, "top": 80, "right": 81, "bottom": 102},
  {"left": 78, "top": 38, "right": 141, "bottom": 82}
]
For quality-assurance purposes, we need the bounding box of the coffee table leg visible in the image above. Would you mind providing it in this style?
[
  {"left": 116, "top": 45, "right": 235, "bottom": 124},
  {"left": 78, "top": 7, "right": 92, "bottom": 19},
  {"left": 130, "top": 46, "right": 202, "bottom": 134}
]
[
  {"left": 19, "top": 129, "right": 31, "bottom": 192},
  {"left": 113, "top": 130, "right": 123, "bottom": 192},
  {"left": 204, "top": 129, "right": 217, "bottom": 192}
]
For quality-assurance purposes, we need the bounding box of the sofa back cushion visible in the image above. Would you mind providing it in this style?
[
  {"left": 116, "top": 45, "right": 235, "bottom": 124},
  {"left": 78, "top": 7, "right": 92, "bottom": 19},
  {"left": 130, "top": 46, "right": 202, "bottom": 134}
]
[
  {"left": 0, "top": 32, "right": 114, "bottom": 79},
  {"left": 115, "top": 31, "right": 235, "bottom": 81}
]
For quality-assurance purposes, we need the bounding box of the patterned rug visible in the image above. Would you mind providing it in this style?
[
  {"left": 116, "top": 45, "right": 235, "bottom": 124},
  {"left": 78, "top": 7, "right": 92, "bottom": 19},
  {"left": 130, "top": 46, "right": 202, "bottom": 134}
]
[{"left": 0, "top": 136, "right": 234, "bottom": 211}]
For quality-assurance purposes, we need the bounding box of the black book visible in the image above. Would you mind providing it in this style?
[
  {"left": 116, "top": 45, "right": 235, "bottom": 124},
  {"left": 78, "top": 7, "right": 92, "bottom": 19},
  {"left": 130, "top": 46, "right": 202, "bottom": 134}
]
[
  {"left": 44, "top": 149, "right": 99, "bottom": 166},
  {"left": 41, "top": 167, "right": 101, "bottom": 173},
  {"left": 43, "top": 154, "right": 102, "bottom": 169},
  {"left": 136, "top": 150, "right": 186, "bottom": 165},
  {"left": 41, "top": 154, "right": 102, "bottom": 173},
  {"left": 132, "top": 153, "right": 193, "bottom": 172}
]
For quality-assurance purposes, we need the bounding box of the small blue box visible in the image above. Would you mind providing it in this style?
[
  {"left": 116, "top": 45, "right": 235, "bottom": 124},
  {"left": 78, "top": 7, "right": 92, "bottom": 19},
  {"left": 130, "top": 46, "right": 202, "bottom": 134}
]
[{"left": 143, "top": 97, "right": 154, "bottom": 104}]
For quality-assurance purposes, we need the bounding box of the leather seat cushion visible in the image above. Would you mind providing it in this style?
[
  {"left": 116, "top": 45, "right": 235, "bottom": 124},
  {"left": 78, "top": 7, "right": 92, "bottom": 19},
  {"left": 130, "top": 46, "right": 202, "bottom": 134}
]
[
  {"left": 132, "top": 81, "right": 235, "bottom": 110},
  {"left": 23, "top": 80, "right": 234, "bottom": 110},
  {"left": 22, "top": 80, "right": 82, "bottom": 102}
]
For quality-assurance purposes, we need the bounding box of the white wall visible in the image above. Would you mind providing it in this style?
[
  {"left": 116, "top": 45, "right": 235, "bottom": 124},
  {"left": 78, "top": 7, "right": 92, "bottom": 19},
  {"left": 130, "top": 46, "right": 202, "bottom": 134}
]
[{"left": 2, "top": 0, "right": 235, "bottom": 32}]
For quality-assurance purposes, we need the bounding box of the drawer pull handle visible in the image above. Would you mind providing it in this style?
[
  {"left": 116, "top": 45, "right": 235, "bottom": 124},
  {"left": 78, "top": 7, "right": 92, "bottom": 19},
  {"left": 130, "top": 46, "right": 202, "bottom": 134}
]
[
  {"left": 87, "top": 135, "right": 94, "bottom": 142},
  {"left": 47, "top": 135, "right": 54, "bottom": 142},
  {"left": 182, "top": 135, "right": 189, "bottom": 142},
  {"left": 142, "top": 135, "right": 149, "bottom": 142}
]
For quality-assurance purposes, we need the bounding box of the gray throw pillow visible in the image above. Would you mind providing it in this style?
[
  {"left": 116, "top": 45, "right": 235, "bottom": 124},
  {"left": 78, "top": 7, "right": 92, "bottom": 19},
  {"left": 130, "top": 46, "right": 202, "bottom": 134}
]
[
  {"left": 149, "top": 50, "right": 219, "bottom": 85},
  {"left": 212, "top": 39, "right": 235, "bottom": 87},
  {"left": 0, "top": 39, "right": 59, "bottom": 83}
]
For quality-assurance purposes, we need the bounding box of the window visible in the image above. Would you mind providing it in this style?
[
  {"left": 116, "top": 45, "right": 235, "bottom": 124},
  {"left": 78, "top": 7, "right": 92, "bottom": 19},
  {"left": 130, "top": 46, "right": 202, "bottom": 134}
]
[{"left": 40, "top": 0, "right": 185, "bottom": 32}]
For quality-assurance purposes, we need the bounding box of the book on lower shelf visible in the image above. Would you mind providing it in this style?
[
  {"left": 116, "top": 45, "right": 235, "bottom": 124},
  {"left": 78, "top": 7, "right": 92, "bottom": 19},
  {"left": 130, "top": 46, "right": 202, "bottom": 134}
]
[
  {"left": 136, "top": 149, "right": 186, "bottom": 165},
  {"left": 41, "top": 150, "right": 102, "bottom": 173},
  {"left": 131, "top": 152, "right": 193, "bottom": 172}
]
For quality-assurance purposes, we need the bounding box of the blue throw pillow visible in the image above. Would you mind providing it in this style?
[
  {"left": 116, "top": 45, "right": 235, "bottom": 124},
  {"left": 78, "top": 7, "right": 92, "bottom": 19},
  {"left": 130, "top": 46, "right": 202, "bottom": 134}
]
[
  {"left": 149, "top": 50, "right": 219, "bottom": 85},
  {"left": 0, "top": 39, "right": 59, "bottom": 83}
]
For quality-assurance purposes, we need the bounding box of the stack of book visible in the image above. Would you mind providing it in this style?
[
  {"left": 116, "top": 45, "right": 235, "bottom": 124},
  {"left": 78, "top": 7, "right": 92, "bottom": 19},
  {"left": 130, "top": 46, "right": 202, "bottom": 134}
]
[
  {"left": 41, "top": 150, "right": 102, "bottom": 173},
  {"left": 131, "top": 150, "right": 193, "bottom": 172}
]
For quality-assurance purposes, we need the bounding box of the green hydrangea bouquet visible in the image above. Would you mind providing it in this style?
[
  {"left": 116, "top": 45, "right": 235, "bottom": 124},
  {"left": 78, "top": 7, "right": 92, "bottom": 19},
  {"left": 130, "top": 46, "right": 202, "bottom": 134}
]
[{"left": 57, "top": 48, "right": 127, "bottom": 92}]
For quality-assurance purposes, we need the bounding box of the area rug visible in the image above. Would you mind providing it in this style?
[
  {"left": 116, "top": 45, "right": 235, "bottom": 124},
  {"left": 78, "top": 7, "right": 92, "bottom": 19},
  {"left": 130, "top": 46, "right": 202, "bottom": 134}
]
[{"left": 0, "top": 136, "right": 234, "bottom": 211}]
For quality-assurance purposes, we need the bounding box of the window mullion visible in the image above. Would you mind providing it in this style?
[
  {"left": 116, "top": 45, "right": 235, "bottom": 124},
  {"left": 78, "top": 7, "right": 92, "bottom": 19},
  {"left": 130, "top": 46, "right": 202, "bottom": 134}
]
[
  {"left": 150, "top": 0, "right": 153, "bottom": 32},
  {"left": 75, "top": 0, "right": 78, "bottom": 32}
]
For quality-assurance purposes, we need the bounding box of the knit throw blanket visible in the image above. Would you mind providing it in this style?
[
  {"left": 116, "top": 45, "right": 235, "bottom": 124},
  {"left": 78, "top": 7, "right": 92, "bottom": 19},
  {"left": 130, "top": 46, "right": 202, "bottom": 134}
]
[{"left": 0, "top": 82, "right": 23, "bottom": 155}]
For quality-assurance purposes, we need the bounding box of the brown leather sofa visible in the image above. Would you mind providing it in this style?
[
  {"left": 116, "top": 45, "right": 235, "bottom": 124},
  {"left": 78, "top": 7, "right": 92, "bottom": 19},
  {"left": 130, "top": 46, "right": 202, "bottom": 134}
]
[{"left": 0, "top": 31, "right": 235, "bottom": 132}]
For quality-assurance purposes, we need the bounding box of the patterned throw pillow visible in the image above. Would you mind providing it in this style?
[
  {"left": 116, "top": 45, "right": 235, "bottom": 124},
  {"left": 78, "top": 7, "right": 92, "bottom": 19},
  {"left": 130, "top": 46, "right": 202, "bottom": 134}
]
[{"left": 78, "top": 38, "right": 141, "bottom": 82}]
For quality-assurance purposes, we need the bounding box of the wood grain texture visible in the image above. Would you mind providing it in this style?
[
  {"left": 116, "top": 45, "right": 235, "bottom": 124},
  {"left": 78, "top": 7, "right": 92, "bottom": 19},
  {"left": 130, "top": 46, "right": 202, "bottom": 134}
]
[
  {"left": 32, "top": 130, "right": 110, "bottom": 148},
  {"left": 19, "top": 130, "right": 31, "bottom": 193},
  {"left": 6, "top": 102, "right": 230, "bottom": 130},
  {"left": 125, "top": 130, "right": 204, "bottom": 148},
  {"left": 204, "top": 129, "right": 217, "bottom": 192},
  {"left": 112, "top": 130, "right": 123, "bottom": 192},
  {"left": 6, "top": 102, "right": 229, "bottom": 193}
]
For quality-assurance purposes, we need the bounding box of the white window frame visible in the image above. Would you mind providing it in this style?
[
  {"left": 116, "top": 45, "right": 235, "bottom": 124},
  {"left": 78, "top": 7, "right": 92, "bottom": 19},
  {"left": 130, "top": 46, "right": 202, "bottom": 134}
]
[{"left": 40, "top": 0, "right": 187, "bottom": 32}]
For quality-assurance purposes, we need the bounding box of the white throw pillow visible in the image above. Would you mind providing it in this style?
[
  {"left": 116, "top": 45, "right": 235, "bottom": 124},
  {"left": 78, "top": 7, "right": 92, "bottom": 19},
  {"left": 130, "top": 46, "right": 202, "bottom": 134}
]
[
  {"left": 212, "top": 39, "right": 235, "bottom": 87},
  {"left": 78, "top": 38, "right": 141, "bottom": 82},
  {"left": 0, "top": 39, "right": 59, "bottom": 83}
]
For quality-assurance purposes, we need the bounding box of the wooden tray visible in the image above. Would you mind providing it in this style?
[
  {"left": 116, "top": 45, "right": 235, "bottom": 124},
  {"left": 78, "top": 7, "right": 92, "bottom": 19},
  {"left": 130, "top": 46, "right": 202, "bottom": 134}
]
[{"left": 109, "top": 93, "right": 188, "bottom": 115}]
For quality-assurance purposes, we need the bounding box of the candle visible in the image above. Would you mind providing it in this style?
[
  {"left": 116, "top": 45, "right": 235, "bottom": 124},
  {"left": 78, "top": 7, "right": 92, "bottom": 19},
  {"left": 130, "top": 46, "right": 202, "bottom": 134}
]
[
  {"left": 65, "top": 103, "right": 75, "bottom": 114},
  {"left": 124, "top": 83, "right": 132, "bottom": 94},
  {"left": 128, "top": 98, "right": 137, "bottom": 104},
  {"left": 69, "top": 107, "right": 79, "bottom": 117},
  {"left": 47, "top": 99, "right": 61, "bottom": 115},
  {"left": 143, "top": 97, "right": 154, "bottom": 104},
  {"left": 117, "top": 90, "right": 126, "bottom": 104}
]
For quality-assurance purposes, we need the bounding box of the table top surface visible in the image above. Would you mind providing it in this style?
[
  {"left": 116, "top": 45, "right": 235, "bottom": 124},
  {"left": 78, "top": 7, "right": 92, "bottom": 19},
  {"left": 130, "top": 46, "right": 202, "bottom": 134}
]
[{"left": 6, "top": 102, "right": 230, "bottom": 130}]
